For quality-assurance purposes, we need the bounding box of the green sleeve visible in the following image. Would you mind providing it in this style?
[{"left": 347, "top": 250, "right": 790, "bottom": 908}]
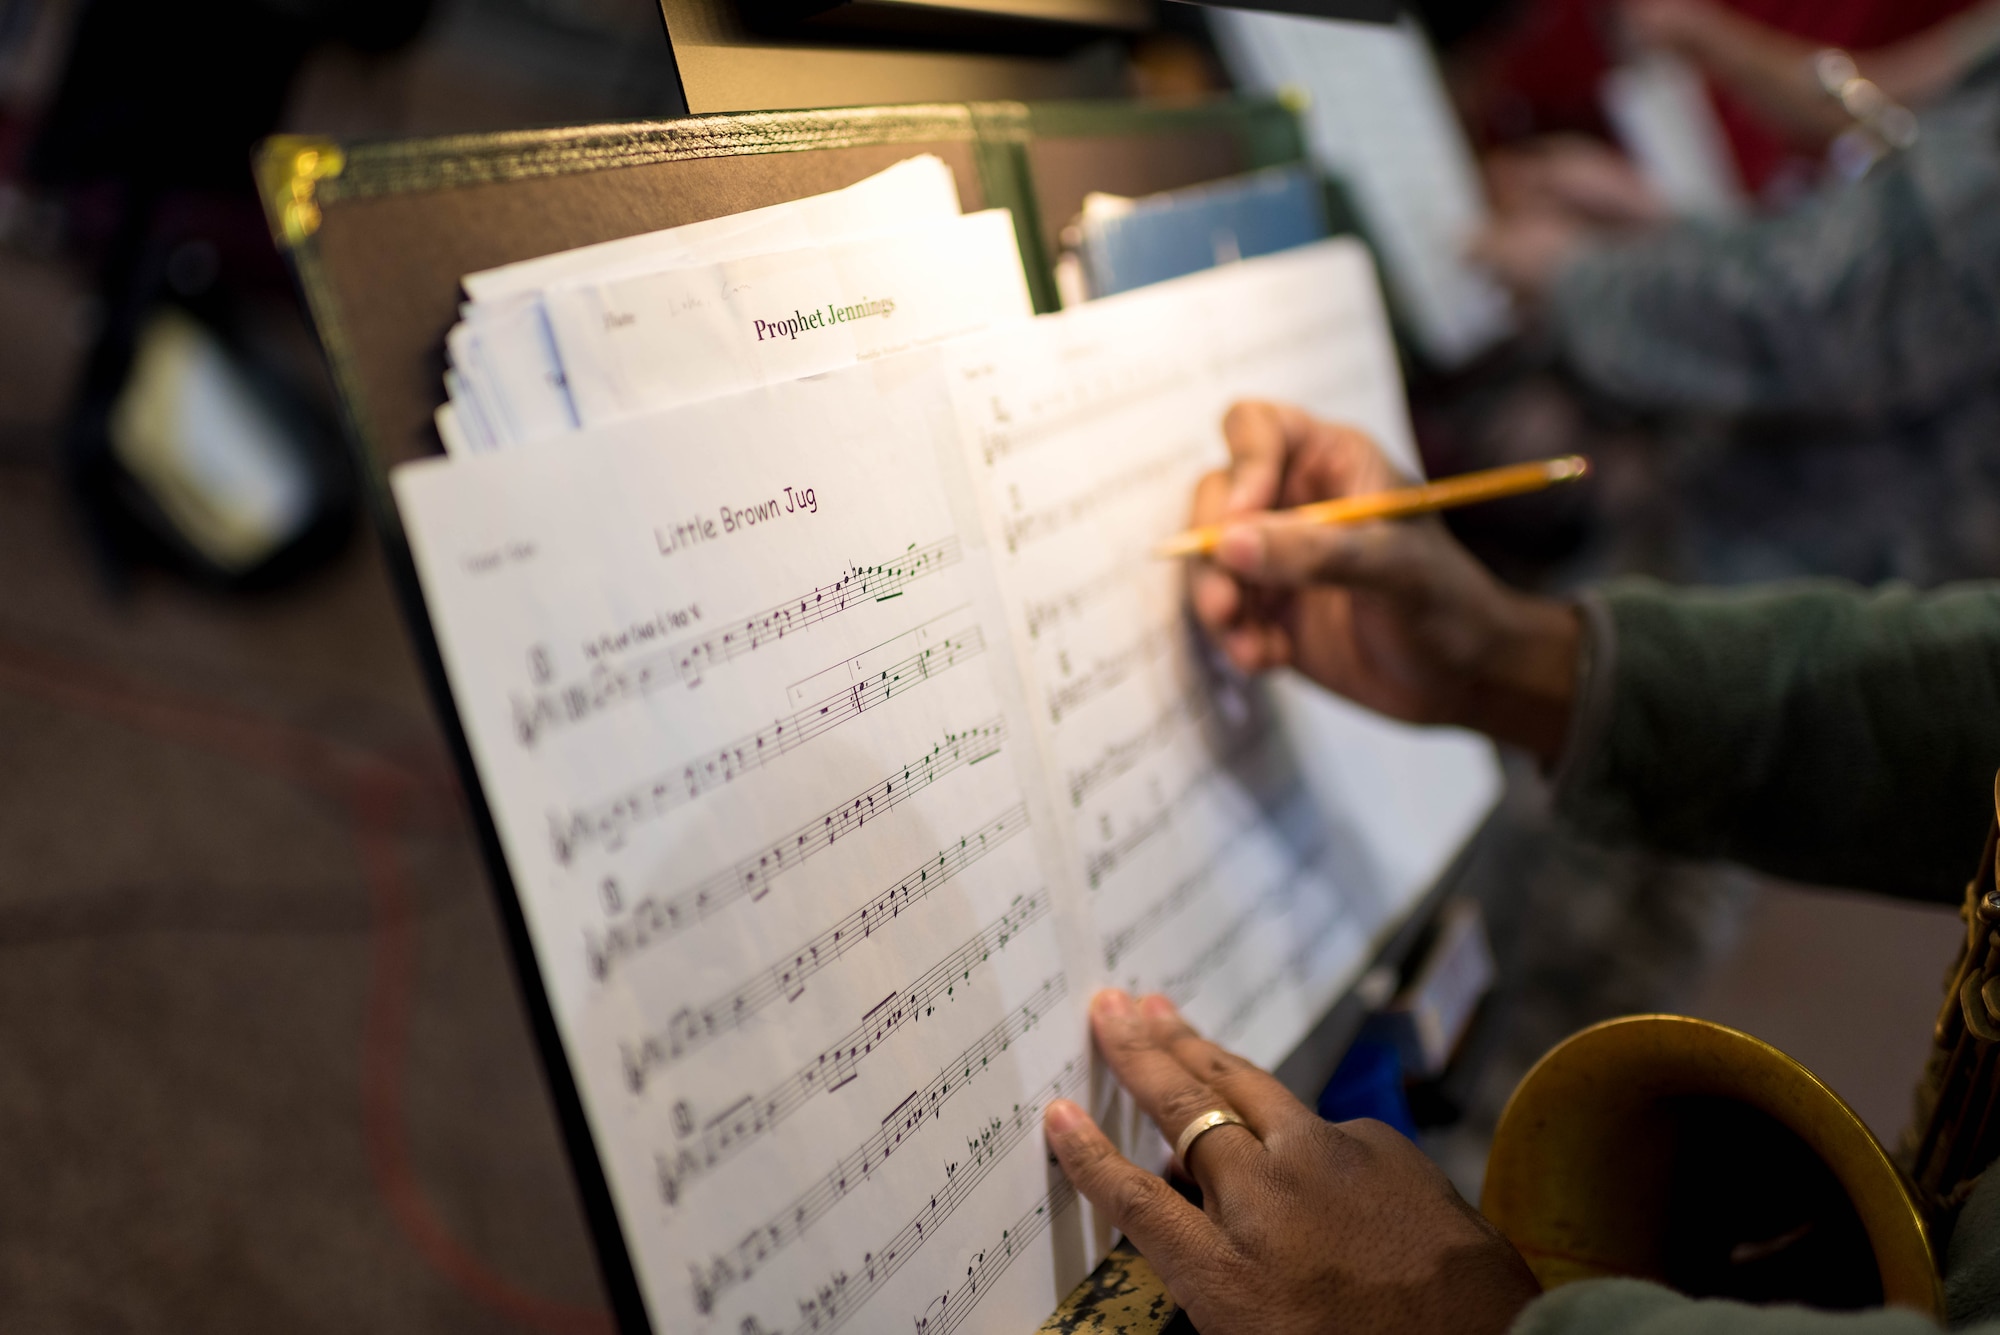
[
  {"left": 1512, "top": 1280, "right": 1943, "bottom": 1335},
  {"left": 1554, "top": 578, "right": 2000, "bottom": 904},
  {"left": 1510, "top": 1168, "right": 2000, "bottom": 1333}
]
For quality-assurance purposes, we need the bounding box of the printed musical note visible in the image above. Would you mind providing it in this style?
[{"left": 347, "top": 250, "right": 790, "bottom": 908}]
[
  {"left": 912, "top": 1179, "right": 1080, "bottom": 1335},
  {"left": 1046, "top": 625, "right": 1175, "bottom": 724},
  {"left": 1020, "top": 561, "right": 1132, "bottom": 641},
  {"left": 781, "top": 605, "right": 972, "bottom": 708},
  {"left": 1211, "top": 313, "right": 1366, "bottom": 388},
  {"left": 996, "top": 446, "right": 1205, "bottom": 555},
  {"left": 647, "top": 894, "right": 1051, "bottom": 1197},
  {"left": 1082, "top": 762, "right": 1216, "bottom": 890},
  {"left": 550, "top": 627, "right": 988, "bottom": 862},
  {"left": 1064, "top": 691, "right": 1203, "bottom": 810},
  {"left": 973, "top": 357, "right": 1184, "bottom": 467},
  {"left": 1086, "top": 808, "right": 1169, "bottom": 891},
  {"left": 1101, "top": 782, "right": 1310, "bottom": 968},
  {"left": 1103, "top": 825, "right": 1246, "bottom": 970},
  {"left": 615, "top": 804, "right": 1029, "bottom": 1059},
  {"left": 686, "top": 974, "right": 1066, "bottom": 1312},
  {"left": 581, "top": 721, "right": 1007, "bottom": 979},
  {"left": 783, "top": 1061, "right": 1084, "bottom": 1334},
  {"left": 512, "top": 537, "right": 963, "bottom": 744},
  {"left": 1159, "top": 858, "right": 1320, "bottom": 1006},
  {"left": 1215, "top": 895, "right": 1350, "bottom": 1046}
]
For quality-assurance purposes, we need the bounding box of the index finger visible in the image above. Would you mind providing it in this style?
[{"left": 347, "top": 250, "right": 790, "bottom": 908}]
[
  {"left": 1139, "top": 995, "right": 1311, "bottom": 1137},
  {"left": 1219, "top": 400, "right": 1316, "bottom": 515},
  {"left": 1274, "top": 418, "right": 1408, "bottom": 510},
  {"left": 1221, "top": 403, "right": 1408, "bottom": 517},
  {"left": 1090, "top": 991, "right": 1264, "bottom": 1193}
]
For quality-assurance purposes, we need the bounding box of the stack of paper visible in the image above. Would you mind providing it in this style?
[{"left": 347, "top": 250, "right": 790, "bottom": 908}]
[
  {"left": 397, "top": 160, "right": 1501, "bottom": 1335},
  {"left": 437, "top": 156, "right": 1033, "bottom": 453}
]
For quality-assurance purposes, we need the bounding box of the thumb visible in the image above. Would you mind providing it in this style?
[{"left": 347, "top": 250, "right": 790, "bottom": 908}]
[{"left": 1215, "top": 517, "right": 1434, "bottom": 596}]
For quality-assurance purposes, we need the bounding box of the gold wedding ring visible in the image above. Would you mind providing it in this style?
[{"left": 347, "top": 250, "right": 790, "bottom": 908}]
[{"left": 1174, "top": 1108, "right": 1248, "bottom": 1173}]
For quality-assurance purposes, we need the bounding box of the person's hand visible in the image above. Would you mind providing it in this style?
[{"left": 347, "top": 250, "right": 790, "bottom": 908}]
[
  {"left": 1619, "top": 0, "right": 1975, "bottom": 151},
  {"left": 1486, "top": 136, "right": 1666, "bottom": 229},
  {"left": 1044, "top": 990, "right": 1541, "bottom": 1335},
  {"left": 1618, "top": 0, "right": 1850, "bottom": 146},
  {"left": 1187, "top": 402, "right": 1579, "bottom": 766},
  {"left": 1467, "top": 209, "right": 1593, "bottom": 305}
]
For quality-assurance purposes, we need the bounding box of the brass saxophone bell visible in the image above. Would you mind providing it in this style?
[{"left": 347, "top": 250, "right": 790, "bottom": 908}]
[{"left": 1482, "top": 1014, "right": 1943, "bottom": 1317}]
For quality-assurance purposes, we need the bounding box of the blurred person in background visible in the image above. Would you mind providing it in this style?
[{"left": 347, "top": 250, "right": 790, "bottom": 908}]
[
  {"left": 1445, "top": 0, "right": 1985, "bottom": 197},
  {"left": 1459, "top": 0, "right": 2000, "bottom": 587},
  {"left": 1620, "top": 0, "right": 2000, "bottom": 157}
]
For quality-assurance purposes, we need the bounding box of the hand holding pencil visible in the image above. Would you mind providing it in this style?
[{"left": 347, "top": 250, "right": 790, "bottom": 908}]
[{"left": 1185, "top": 402, "right": 1586, "bottom": 768}]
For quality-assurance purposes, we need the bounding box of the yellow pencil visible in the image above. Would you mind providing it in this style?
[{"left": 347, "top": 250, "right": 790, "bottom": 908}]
[{"left": 1153, "top": 455, "right": 1591, "bottom": 559}]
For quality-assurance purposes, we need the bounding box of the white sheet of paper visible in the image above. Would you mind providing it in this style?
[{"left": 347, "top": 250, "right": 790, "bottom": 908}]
[
  {"left": 393, "top": 238, "right": 1499, "bottom": 1333},
  {"left": 1602, "top": 55, "right": 1745, "bottom": 220},
  {"left": 938, "top": 238, "right": 1498, "bottom": 1070},
  {"left": 454, "top": 296, "right": 580, "bottom": 445},
  {"left": 396, "top": 357, "right": 1101, "bottom": 1335},
  {"left": 543, "top": 210, "right": 1033, "bottom": 430},
  {"left": 1210, "top": 12, "right": 1514, "bottom": 368},
  {"left": 450, "top": 155, "right": 965, "bottom": 448},
  {"left": 461, "top": 155, "right": 964, "bottom": 304}
]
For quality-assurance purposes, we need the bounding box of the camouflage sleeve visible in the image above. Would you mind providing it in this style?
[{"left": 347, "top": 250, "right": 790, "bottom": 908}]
[{"left": 1543, "top": 65, "right": 2000, "bottom": 418}]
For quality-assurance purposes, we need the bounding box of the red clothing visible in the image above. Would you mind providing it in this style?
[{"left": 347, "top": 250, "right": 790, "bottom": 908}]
[{"left": 1481, "top": 0, "right": 1977, "bottom": 190}]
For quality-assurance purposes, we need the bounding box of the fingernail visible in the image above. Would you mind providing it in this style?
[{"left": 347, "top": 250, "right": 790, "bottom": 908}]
[
  {"left": 1092, "top": 988, "right": 1135, "bottom": 1024},
  {"left": 1227, "top": 477, "right": 1262, "bottom": 512},
  {"left": 1141, "top": 994, "right": 1178, "bottom": 1021},
  {"left": 1045, "top": 1099, "right": 1085, "bottom": 1135},
  {"left": 1215, "top": 525, "right": 1264, "bottom": 575}
]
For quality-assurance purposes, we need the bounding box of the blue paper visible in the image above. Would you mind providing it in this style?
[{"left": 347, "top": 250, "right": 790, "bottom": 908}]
[{"left": 1078, "top": 164, "right": 1329, "bottom": 299}]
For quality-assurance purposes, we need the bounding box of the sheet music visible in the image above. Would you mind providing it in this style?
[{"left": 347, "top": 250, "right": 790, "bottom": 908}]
[
  {"left": 543, "top": 210, "right": 1033, "bottom": 430},
  {"left": 395, "top": 238, "right": 1499, "bottom": 1333},
  {"left": 939, "top": 238, "right": 1498, "bottom": 1071},
  {"left": 1211, "top": 12, "right": 1514, "bottom": 369},
  {"left": 394, "top": 360, "right": 1098, "bottom": 1335},
  {"left": 447, "top": 156, "right": 964, "bottom": 451}
]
